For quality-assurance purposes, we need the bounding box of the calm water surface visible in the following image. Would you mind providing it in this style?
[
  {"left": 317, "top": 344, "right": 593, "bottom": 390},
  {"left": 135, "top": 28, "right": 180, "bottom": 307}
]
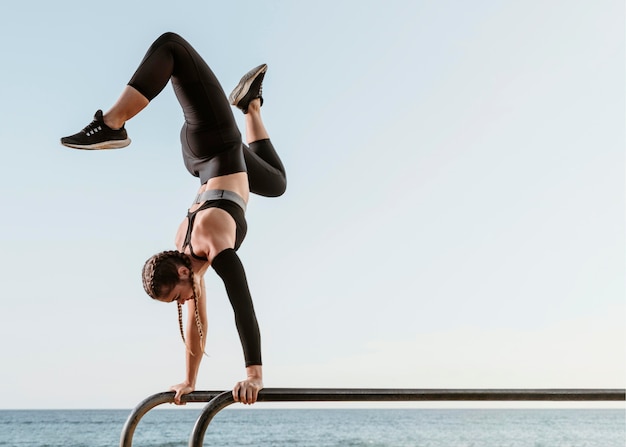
[{"left": 0, "top": 408, "right": 624, "bottom": 447}]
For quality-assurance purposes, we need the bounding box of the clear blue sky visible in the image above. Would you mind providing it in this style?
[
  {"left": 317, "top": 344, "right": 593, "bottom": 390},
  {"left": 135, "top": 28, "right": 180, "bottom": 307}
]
[{"left": 0, "top": 0, "right": 624, "bottom": 409}]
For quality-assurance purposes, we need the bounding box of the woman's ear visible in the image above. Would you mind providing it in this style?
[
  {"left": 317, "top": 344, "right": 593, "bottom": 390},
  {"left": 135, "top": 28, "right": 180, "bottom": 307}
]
[{"left": 177, "top": 265, "right": 190, "bottom": 280}]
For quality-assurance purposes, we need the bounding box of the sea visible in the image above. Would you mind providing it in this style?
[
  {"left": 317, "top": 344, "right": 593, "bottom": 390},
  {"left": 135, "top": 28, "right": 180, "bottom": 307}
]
[{"left": 0, "top": 408, "right": 624, "bottom": 447}]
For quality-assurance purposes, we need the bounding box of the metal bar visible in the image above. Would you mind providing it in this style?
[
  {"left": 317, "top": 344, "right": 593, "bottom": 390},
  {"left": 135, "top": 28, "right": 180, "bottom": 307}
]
[
  {"left": 119, "top": 391, "right": 221, "bottom": 447},
  {"left": 119, "top": 389, "right": 624, "bottom": 446},
  {"left": 240, "top": 388, "right": 625, "bottom": 401},
  {"left": 188, "top": 388, "right": 625, "bottom": 447},
  {"left": 188, "top": 391, "right": 237, "bottom": 447}
]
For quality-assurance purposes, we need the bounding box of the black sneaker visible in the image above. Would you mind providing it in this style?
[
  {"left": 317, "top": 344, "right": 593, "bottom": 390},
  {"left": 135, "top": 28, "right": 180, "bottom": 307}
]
[
  {"left": 60, "top": 110, "right": 131, "bottom": 150},
  {"left": 229, "top": 64, "right": 267, "bottom": 114}
]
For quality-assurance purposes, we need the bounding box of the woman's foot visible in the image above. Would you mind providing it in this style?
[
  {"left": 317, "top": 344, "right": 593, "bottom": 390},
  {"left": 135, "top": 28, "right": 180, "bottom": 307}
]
[
  {"left": 229, "top": 64, "right": 267, "bottom": 114},
  {"left": 60, "top": 110, "right": 131, "bottom": 150}
]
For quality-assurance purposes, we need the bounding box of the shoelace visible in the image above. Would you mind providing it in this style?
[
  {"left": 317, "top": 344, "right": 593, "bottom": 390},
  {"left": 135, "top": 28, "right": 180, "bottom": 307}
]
[{"left": 82, "top": 119, "right": 103, "bottom": 136}]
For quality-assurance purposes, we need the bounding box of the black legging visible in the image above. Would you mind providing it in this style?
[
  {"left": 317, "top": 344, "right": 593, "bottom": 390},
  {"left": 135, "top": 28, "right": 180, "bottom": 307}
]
[{"left": 128, "top": 32, "right": 286, "bottom": 197}]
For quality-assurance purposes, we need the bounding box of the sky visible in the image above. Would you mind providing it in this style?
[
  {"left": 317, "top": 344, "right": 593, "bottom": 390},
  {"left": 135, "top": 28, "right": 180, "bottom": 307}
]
[{"left": 0, "top": 0, "right": 624, "bottom": 410}]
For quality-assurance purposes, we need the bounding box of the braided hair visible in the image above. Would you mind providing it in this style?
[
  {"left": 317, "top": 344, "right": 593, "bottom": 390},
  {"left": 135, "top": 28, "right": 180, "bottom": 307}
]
[{"left": 142, "top": 250, "right": 205, "bottom": 355}]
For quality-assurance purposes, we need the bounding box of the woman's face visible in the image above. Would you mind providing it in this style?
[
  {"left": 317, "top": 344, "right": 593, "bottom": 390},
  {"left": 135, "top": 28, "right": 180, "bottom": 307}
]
[{"left": 156, "top": 278, "right": 194, "bottom": 304}]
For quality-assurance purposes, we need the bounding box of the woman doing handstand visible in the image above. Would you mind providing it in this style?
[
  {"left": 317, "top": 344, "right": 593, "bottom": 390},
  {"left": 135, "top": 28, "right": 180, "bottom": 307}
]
[{"left": 61, "top": 32, "right": 286, "bottom": 405}]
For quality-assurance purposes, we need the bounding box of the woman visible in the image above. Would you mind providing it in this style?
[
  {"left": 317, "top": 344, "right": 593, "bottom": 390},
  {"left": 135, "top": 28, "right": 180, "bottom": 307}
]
[{"left": 61, "top": 32, "right": 286, "bottom": 405}]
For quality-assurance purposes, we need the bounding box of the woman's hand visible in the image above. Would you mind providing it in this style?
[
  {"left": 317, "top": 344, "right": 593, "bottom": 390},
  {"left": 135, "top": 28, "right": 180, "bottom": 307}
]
[
  {"left": 170, "top": 381, "right": 195, "bottom": 405},
  {"left": 232, "top": 365, "right": 263, "bottom": 404},
  {"left": 232, "top": 377, "right": 264, "bottom": 404}
]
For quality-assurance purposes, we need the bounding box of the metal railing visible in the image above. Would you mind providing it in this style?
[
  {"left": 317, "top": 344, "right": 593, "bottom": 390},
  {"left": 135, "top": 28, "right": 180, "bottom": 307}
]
[{"left": 119, "top": 388, "right": 625, "bottom": 447}]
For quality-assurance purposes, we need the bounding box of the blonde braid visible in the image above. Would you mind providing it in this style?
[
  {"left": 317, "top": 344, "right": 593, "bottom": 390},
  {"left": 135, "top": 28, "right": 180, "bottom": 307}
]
[
  {"left": 194, "top": 301, "right": 204, "bottom": 339},
  {"left": 177, "top": 302, "right": 186, "bottom": 345},
  {"left": 190, "top": 276, "right": 204, "bottom": 340}
]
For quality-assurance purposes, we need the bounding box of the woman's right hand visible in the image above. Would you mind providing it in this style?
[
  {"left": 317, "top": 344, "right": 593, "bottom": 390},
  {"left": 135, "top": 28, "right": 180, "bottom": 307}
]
[{"left": 170, "top": 381, "right": 195, "bottom": 405}]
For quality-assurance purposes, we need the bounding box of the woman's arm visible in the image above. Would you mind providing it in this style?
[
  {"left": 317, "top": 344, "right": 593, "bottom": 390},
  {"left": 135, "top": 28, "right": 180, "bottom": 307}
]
[
  {"left": 171, "top": 276, "right": 207, "bottom": 404},
  {"left": 232, "top": 364, "right": 263, "bottom": 404}
]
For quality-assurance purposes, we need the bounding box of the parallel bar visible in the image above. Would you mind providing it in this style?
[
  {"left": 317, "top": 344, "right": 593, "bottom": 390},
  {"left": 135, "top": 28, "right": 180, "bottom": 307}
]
[
  {"left": 246, "top": 388, "right": 625, "bottom": 402},
  {"left": 119, "top": 389, "right": 625, "bottom": 446},
  {"left": 119, "top": 391, "right": 221, "bottom": 447},
  {"left": 188, "top": 388, "right": 625, "bottom": 447}
]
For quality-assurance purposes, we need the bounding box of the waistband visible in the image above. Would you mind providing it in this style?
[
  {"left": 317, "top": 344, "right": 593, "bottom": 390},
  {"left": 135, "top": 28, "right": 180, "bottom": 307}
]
[{"left": 193, "top": 189, "right": 247, "bottom": 212}]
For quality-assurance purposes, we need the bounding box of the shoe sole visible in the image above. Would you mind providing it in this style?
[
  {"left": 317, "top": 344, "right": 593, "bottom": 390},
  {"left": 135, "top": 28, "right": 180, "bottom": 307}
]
[
  {"left": 61, "top": 138, "right": 131, "bottom": 150},
  {"left": 229, "top": 64, "right": 267, "bottom": 106}
]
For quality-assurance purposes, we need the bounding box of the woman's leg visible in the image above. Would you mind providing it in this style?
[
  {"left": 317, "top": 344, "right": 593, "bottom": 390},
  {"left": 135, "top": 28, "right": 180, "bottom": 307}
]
[
  {"left": 62, "top": 32, "right": 239, "bottom": 151},
  {"left": 128, "top": 32, "right": 241, "bottom": 145},
  {"left": 244, "top": 99, "right": 269, "bottom": 143},
  {"left": 240, "top": 99, "right": 287, "bottom": 197},
  {"left": 228, "top": 65, "right": 286, "bottom": 197},
  {"left": 102, "top": 86, "right": 149, "bottom": 130}
]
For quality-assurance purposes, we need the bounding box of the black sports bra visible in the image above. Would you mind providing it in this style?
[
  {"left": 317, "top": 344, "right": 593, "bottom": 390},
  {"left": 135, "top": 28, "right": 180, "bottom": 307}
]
[
  {"left": 181, "top": 201, "right": 214, "bottom": 261},
  {"left": 180, "top": 190, "right": 248, "bottom": 261}
]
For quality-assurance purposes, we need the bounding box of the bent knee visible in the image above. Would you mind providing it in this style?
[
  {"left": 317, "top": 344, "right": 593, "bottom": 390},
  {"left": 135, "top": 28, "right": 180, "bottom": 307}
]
[
  {"left": 155, "top": 31, "right": 184, "bottom": 45},
  {"left": 253, "top": 176, "right": 287, "bottom": 197}
]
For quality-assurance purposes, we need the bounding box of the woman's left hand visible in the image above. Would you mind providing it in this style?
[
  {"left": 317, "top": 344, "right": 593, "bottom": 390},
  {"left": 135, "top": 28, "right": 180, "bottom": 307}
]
[{"left": 232, "top": 371, "right": 263, "bottom": 405}]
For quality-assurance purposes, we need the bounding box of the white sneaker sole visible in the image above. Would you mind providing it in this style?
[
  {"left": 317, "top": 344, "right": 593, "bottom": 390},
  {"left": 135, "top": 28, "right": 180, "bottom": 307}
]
[{"left": 61, "top": 138, "right": 131, "bottom": 150}]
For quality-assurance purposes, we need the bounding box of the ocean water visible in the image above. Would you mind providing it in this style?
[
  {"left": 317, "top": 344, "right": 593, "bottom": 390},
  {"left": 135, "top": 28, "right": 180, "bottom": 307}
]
[{"left": 0, "top": 408, "right": 624, "bottom": 447}]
